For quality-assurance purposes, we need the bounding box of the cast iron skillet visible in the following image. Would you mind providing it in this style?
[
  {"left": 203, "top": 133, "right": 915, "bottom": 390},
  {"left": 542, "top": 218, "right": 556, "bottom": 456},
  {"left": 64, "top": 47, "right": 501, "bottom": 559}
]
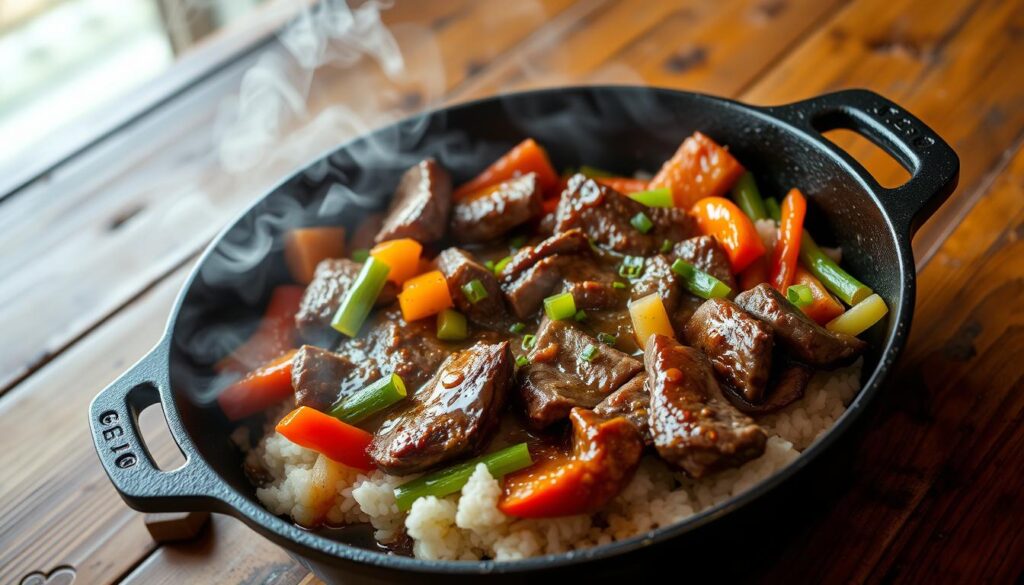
[{"left": 90, "top": 86, "right": 957, "bottom": 583}]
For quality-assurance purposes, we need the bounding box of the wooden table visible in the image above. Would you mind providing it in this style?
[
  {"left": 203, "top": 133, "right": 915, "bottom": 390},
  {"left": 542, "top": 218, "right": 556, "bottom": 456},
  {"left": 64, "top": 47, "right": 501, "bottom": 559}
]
[{"left": 1, "top": 0, "right": 1022, "bottom": 583}]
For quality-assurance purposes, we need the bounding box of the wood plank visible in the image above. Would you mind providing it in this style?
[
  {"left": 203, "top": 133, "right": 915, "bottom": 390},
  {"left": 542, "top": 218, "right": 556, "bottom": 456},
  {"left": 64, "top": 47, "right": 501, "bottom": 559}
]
[{"left": 0, "top": 0, "right": 578, "bottom": 397}]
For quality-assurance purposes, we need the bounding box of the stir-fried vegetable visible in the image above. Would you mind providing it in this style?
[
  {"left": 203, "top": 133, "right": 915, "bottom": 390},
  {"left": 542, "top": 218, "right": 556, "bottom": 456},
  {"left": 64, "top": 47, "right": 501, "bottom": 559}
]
[
  {"left": 769, "top": 188, "right": 807, "bottom": 292},
  {"left": 393, "top": 443, "right": 533, "bottom": 511},
  {"left": 793, "top": 266, "right": 845, "bottom": 325},
  {"left": 509, "top": 322, "right": 526, "bottom": 334},
  {"left": 436, "top": 309, "right": 468, "bottom": 341},
  {"left": 351, "top": 248, "right": 370, "bottom": 262},
  {"left": 630, "top": 212, "right": 654, "bottom": 233},
  {"left": 731, "top": 172, "right": 767, "bottom": 221},
  {"left": 332, "top": 257, "right": 391, "bottom": 337},
  {"left": 618, "top": 255, "right": 645, "bottom": 279},
  {"left": 544, "top": 292, "right": 577, "bottom": 321},
  {"left": 799, "top": 233, "right": 873, "bottom": 306},
  {"left": 370, "top": 238, "right": 423, "bottom": 285},
  {"left": 461, "top": 279, "right": 489, "bottom": 304},
  {"left": 217, "top": 350, "right": 297, "bottom": 421},
  {"left": 599, "top": 176, "right": 650, "bottom": 194},
  {"left": 690, "top": 196, "right": 766, "bottom": 273},
  {"left": 671, "top": 259, "right": 732, "bottom": 299},
  {"left": 826, "top": 293, "right": 888, "bottom": 336},
  {"left": 275, "top": 406, "right": 375, "bottom": 471},
  {"left": 454, "top": 138, "right": 559, "bottom": 199},
  {"left": 649, "top": 131, "right": 745, "bottom": 208},
  {"left": 492, "top": 255, "right": 513, "bottom": 275},
  {"left": 284, "top": 226, "right": 346, "bottom": 284},
  {"left": 216, "top": 285, "right": 304, "bottom": 372},
  {"left": 329, "top": 373, "right": 407, "bottom": 424},
  {"left": 764, "top": 197, "right": 782, "bottom": 222},
  {"left": 580, "top": 344, "right": 599, "bottom": 362},
  {"left": 597, "top": 332, "right": 617, "bottom": 346},
  {"left": 397, "top": 270, "right": 453, "bottom": 322},
  {"left": 786, "top": 284, "right": 814, "bottom": 307},
  {"left": 627, "top": 187, "right": 674, "bottom": 208},
  {"left": 629, "top": 293, "right": 675, "bottom": 345}
]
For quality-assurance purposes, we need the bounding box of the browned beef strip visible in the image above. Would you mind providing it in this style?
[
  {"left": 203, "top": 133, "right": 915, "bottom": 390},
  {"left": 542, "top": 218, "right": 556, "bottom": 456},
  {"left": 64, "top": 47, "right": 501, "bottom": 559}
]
[
  {"left": 336, "top": 307, "right": 453, "bottom": 393},
  {"left": 450, "top": 173, "right": 542, "bottom": 244},
  {"left": 564, "top": 408, "right": 644, "bottom": 510},
  {"left": 290, "top": 345, "right": 357, "bottom": 411},
  {"left": 722, "top": 362, "right": 812, "bottom": 415},
  {"left": 375, "top": 158, "right": 452, "bottom": 244},
  {"left": 499, "top": 229, "right": 590, "bottom": 279},
  {"left": 736, "top": 283, "right": 867, "bottom": 368},
  {"left": 519, "top": 319, "right": 642, "bottom": 427},
  {"left": 437, "top": 247, "right": 509, "bottom": 328},
  {"left": 594, "top": 374, "right": 651, "bottom": 444},
  {"left": 502, "top": 256, "right": 564, "bottom": 320},
  {"left": 671, "top": 235, "right": 737, "bottom": 291},
  {"left": 645, "top": 334, "right": 767, "bottom": 478},
  {"left": 295, "top": 259, "right": 397, "bottom": 342},
  {"left": 630, "top": 255, "right": 681, "bottom": 313},
  {"left": 370, "top": 341, "right": 513, "bottom": 474},
  {"left": 561, "top": 260, "right": 627, "bottom": 311},
  {"left": 683, "top": 298, "right": 773, "bottom": 403},
  {"left": 554, "top": 174, "right": 696, "bottom": 255}
]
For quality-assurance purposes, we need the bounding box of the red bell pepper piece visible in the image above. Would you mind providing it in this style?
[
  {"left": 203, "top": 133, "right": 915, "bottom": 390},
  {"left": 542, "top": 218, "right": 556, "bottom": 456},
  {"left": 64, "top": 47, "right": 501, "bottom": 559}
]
[
  {"left": 454, "top": 138, "right": 559, "bottom": 199},
  {"left": 217, "top": 350, "right": 297, "bottom": 421},
  {"left": 275, "top": 406, "right": 376, "bottom": 471},
  {"left": 215, "top": 285, "right": 304, "bottom": 373},
  {"left": 690, "top": 197, "right": 766, "bottom": 274},
  {"left": 769, "top": 188, "right": 807, "bottom": 292}
]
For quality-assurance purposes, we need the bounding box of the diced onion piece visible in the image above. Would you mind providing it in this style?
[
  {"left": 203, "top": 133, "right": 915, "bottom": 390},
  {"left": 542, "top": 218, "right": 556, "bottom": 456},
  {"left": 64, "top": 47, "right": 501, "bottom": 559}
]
[
  {"left": 397, "top": 270, "right": 453, "bottom": 322},
  {"left": 629, "top": 293, "right": 675, "bottom": 346},
  {"left": 331, "top": 257, "right": 390, "bottom": 337},
  {"left": 826, "top": 294, "right": 888, "bottom": 336}
]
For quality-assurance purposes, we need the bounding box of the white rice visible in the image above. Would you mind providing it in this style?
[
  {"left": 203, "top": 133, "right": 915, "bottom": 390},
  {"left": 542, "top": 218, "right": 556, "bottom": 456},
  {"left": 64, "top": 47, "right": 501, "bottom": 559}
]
[{"left": 244, "top": 360, "right": 862, "bottom": 560}]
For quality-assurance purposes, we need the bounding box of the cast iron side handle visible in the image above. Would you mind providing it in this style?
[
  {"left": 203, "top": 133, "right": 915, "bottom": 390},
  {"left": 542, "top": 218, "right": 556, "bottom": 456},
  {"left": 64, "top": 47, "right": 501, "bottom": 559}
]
[
  {"left": 89, "top": 341, "right": 224, "bottom": 512},
  {"left": 765, "top": 89, "right": 960, "bottom": 236}
]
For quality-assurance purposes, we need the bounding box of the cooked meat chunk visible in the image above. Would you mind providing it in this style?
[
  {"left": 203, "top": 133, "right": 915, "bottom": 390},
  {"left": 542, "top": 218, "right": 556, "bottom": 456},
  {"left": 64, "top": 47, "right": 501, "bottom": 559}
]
[
  {"left": 630, "top": 255, "right": 681, "bottom": 312},
  {"left": 594, "top": 374, "right": 651, "bottom": 444},
  {"left": 671, "top": 235, "right": 736, "bottom": 291},
  {"left": 375, "top": 158, "right": 452, "bottom": 244},
  {"left": 500, "top": 229, "right": 590, "bottom": 279},
  {"left": 562, "top": 260, "right": 626, "bottom": 310},
  {"left": 554, "top": 174, "right": 696, "bottom": 255},
  {"left": 337, "top": 307, "right": 453, "bottom": 393},
  {"left": 723, "top": 363, "right": 811, "bottom": 415},
  {"left": 503, "top": 256, "right": 564, "bottom": 320},
  {"left": 291, "top": 345, "right": 358, "bottom": 411},
  {"left": 437, "top": 247, "right": 508, "bottom": 328},
  {"left": 736, "top": 283, "right": 867, "bottom": 368},
  {"left": 519, "top": 319, "right": 642, "bottom": 427},
  {"left": 645, "top": 334, "right": 767, "bottom": 478},
  {"left": 370, "top": 341, "right": 513, "bottom": 474},
  {"left": 349, "top": 212, "right": 384, "bottom": 251},
  {"left": 450, "top": 173, "right": 542, "bottom": 244},
  {"left": 565, "top": 408, "right": 643, "bottom": 508},
  {"left": 295, "top": 259, "right": 397, "bottom": 342},
  {"left": 683, "top": 298, "right": 773, "bottom": 402}
]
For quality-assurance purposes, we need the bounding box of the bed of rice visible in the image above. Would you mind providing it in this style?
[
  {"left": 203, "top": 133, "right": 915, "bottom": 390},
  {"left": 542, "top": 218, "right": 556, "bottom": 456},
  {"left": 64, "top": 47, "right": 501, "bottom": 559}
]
[{"left": 238, "top": 360, "right": 861, "bottom": 561}]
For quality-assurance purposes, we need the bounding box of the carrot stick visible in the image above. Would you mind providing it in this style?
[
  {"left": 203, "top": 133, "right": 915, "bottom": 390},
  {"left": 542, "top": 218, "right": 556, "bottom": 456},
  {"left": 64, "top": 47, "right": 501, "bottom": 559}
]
[
  {"left": 275, "top": 406, "right": 375, "bottom": 471},
  {"left": 649, "top": 131, "right": 745, "bottom": 209},
  {"left": 454, "top": 138, "right": 559, "bottom": 199},
  {"left": 769, "top": 188, "right": 807, "bottom": 292},
  {"left": 217, "top": 350, "right": 297, "bottom": 421}
]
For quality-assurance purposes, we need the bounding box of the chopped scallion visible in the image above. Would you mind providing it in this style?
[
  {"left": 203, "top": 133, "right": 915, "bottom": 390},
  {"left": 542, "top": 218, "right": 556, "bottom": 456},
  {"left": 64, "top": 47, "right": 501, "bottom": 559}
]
[
  {"left": 660, "top": 238, "right": 674, "bottom": 253},
  {"left": 543, "top": 292, "right": 577, "bottom": 321},
  {"left": 436, "top": 309, "right": 468, "bottom": 341},
  {"left": 574, "top": 309, "right": 587, "bottom": 322},
  {"left": 764, "top": 197, "right": 782, "bottom": 222},
  {"left": 328, "top": 373, "right": 407, "bottom": 424},
  {"left": 331, "top": 257, "right": 391, "bottom": 337},
  {"left": 509, "top": 322, "right": 526, "bottom": 334},
  {"left": 731, "top": 172, "right": 768, "bottom": 220},
  {"left": 597, "top": 332, "right": 617, "bottom": 346},
  {"left": 461, "top": 279, "right": 489, "bottom": 304},
  {"left": 618, "top": 256, "right": 645, "bottom": 279},
  {"left": 799, "top": 233, "right": 873, "bottom": 306},
  {"left": 612, "top": 281, "right": 628, "bottom": 290},
  {"left": 521, "top": 334, "right": 536, "bottom": 350},
  {"left": 493, "top": 255, "right": 513, "bottom": 275},
  {"left": 515, "top": 355, "right": 529, "bottom": 368},
  {"left": 786, "top": 284, "right": 814, "bottom": 308},
  {"left": 628, "top": 187, "right": 674, "bottom": 208},
  {"left": 581, "top": 344, "right": 598, "bottom": 362},
  {"left": 484, "top": 260, "right": 495, "bottom": 271},
  {"left": 631, "top": 212, "right": 654, "bottom": 234},
  {"left": 394, "top": 443, "right": 534, "bottom": 511},
  {"left": 351, "top": 248, "right": 370, "bottom": 263},
  {"left": 670, "top": 258, "right": 731, "bottom": 300}
]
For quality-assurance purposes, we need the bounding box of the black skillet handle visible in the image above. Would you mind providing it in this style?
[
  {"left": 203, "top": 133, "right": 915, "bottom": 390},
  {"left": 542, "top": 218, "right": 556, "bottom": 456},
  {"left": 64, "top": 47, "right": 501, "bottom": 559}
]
[
  {"left": 764, "top": 89, "right": 959, "bottom": 236},
  {"left": 89, "top": 341, "right": 225, "bottom": 513}
]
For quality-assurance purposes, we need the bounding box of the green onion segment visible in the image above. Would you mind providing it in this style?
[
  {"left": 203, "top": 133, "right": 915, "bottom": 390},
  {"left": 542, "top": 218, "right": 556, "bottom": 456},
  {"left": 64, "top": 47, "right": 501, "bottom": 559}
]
[
  {"left": 543, "top": 292, "right": 577, "bottom": 321},
  {"left": 436, "top": 309, "right": 468, "bottom": 341},
  {"left": 329, "top": 373, "right": 407, "bottom": 424},
  {"left": 394, "top": 443, "right": 534, "bottom": 511},
  {"left": 628, "top": 187, "right": 674, "bottom": 208},
  {"left": 670, "top": 259, "right": 731, "bottom": 300},
  {"left": 331, "top": 257, "right": 390, "bottom": 337}
]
